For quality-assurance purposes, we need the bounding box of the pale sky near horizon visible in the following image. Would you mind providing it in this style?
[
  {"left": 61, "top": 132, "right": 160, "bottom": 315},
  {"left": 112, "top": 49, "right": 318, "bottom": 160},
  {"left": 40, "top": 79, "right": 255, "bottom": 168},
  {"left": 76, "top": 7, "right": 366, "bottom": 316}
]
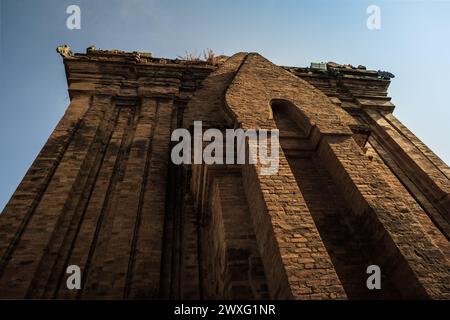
[{"left": 1, "top": 0, "right": 449, "bottom": 211}]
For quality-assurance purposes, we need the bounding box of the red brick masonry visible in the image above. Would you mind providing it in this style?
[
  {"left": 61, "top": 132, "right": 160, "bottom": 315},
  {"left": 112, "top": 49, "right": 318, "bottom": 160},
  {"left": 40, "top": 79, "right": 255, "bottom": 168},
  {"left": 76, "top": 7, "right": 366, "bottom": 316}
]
[{"left": 0, "top": 47, "right": 448, "bottom": 299}]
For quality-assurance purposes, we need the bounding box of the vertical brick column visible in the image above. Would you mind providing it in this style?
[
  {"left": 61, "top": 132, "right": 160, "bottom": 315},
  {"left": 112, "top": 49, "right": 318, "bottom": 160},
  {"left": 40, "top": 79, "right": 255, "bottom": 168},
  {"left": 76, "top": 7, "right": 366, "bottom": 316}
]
[
  {"left": 0, "top": 94, "right": 111, "bottom": 298},
  {"left": 0, "top": 94, "right": 90, "bottom": 271},
  {"left": 224, "top": 53, "right": 348, "bottom": 299},
  {"left": 30, "top": 94, "right": 118, "bottom": 298},
  {"left": 179, "top": 195, "right": 200, "bottom": 299},
  {"left": 318, "top": 135, "right": 450, "bottom": 299},
  {"left": 127, "top": 99, "right": 174, "bottom": 298},
  {"left": 365, "top": 134, "right": 450, "bottom": 260},
  {"left": 242, "top": 156, "right": 346, "bottom": 299},
  {"left": 365, "top": 109, "right": 450, "bottom": 223},
  {"left": 56, "top": 106, "right": 131, "bottom": 299},
  {"left": 202, "top": 172, "right": 269, "bottom": 299},
  {"left": 82, "top": 98, "right": 160, "bottom": 298},
  {"left": 382, "top": 112, "right": 450, "bottom": 178}
]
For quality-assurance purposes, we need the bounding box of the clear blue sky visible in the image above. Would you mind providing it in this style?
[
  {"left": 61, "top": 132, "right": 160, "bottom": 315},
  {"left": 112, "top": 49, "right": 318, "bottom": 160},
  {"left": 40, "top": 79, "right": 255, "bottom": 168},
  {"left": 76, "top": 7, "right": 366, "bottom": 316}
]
[{"left": 1, "top": 0, "right": 449, "bottom": 211}]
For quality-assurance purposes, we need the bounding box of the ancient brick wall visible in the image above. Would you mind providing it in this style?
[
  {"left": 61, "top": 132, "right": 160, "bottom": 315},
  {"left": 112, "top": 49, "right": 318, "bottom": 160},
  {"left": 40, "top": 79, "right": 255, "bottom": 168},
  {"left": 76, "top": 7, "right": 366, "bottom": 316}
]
[
  {"left": 0, "top": 48, "right": 448, "bottom": 299},
  {"left": 0, "top": 49, "right": 213, "bottom": 298}
]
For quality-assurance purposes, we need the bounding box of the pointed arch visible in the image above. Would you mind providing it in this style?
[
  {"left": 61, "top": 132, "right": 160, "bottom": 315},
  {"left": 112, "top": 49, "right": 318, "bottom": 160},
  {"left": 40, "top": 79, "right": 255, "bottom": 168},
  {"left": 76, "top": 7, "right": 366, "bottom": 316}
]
[{"left": 270, "top": 99, "right": 312, "bottom": 137}]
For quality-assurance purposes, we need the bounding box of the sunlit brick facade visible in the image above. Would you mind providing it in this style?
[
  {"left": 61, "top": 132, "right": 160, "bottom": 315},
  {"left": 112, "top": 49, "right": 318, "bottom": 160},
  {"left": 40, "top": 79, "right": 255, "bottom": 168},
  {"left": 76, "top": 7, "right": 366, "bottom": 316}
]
[{"left": 0, "top": 47, "right": 448, "bottom": 299}]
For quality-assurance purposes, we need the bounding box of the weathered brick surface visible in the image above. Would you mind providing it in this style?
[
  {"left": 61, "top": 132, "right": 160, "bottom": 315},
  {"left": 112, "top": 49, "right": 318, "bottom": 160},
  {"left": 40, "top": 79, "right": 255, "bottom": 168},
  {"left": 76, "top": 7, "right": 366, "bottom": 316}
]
[
  {"left": 82, "top": 98, "right": 161, "bottom": 299},
  {"left": 364, "top": 139, "right": 450, "bottom": 262},
  {"left": 319, "top": 136, "right": 449, "bottom": 298},
  {"left": 179, "top": 195, "right": 200, "bottom": 299},
  {"left": 58, "top": 106, "right": 132, "bottom": 299},
  {"left": 183, "top": 53, "right": 247, "bottom": 128},
  {"left": 200, "top": 171, "right": 269, "bottom": 299},
  {"left": 30, "top": 96, "right": 119, "bottom": 298},
  {"left": 226, "top": 54, "right": 351, "bottom": 299},
  {"left": 272, "top": 106, "right": 401, "bottom": 298},
  {"left": 0, "top": 48, "right": 448, "bottom": 299},
  {"left": 224, "top": 53, "right": 449, "bottom": 299},
  {"left": 0, "top": 94, "right": 90, "bottom": 271},
  {"left": 0, "top": 94, "right": 110, "bottom": 298},
  {"left": 365, "top": 110, "right": 450, "bottom": 223},
  {"left": 127, "top": 99, "right": 174, "bottom": 298}
]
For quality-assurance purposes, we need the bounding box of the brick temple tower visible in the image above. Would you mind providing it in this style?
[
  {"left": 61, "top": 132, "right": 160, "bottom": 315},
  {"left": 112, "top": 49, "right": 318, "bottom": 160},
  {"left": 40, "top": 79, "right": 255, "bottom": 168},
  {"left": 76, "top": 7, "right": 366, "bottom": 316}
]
[{"left": 0, "top": 46, "right": 448, "bottom": 299}]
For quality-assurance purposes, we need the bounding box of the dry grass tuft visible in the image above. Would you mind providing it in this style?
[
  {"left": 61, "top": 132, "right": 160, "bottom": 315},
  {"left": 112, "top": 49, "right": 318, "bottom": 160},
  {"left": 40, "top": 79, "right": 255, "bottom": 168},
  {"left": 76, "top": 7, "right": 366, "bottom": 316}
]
[{"left": 177, "top": 48, "right": 219, "bottom": 65}]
